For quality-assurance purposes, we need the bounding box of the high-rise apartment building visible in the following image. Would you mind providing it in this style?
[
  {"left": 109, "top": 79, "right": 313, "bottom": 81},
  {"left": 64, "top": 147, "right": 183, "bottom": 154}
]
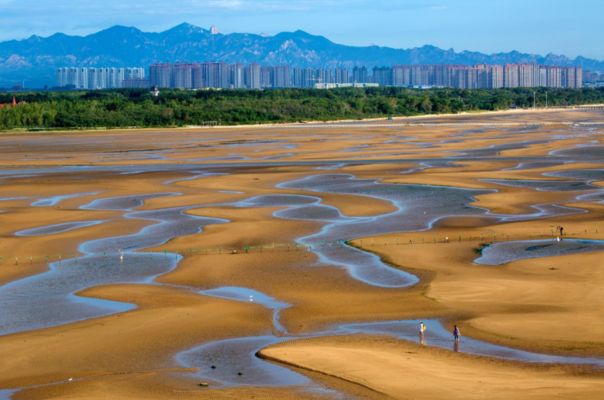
[
  {"left": 538, "top": 66, "right": 548, "bottom": 87},
  {"left": 490, "top": 65, "right": 504, "bottom": 88},
  {"left": 273, "top": 66, "right": 291, "bottom": 88},
  {"left": 260, "top": 67, "right": 273, "bottom": 89},
  {"left": 334, "top": 68, "right": 350, "bottom": 84},
  {"left": 230, "top": 64, "right": 245, "bottom": 89},
  {"left": 244, "top": 64, "right": 261, "bottom": 89},
  {"left": 392, "top": 66, "right": 411, "bottom": 87},
  {"left": 372, "top": 67, "right": 393, "bottom": 86},
  {"left": 292, "top": 67, "right": 314, "bottom": 88},
  {"left": 352, "top": 67, "right": 369, "bottom": 84},
  {"left": 173, "top": 64, "right": 194, "bottom": 89},
  {"left": 562, "top": 67, "right": 582, "bottom": 89},
  {"left": 57, "top": 67, "right": 145, "bottom": 89},
  {"left": 518, "top": 64, "right": 535, "bottom": 87},
  {"left": 547, "top": 66, "right": 563, "bottom": 88},
  {"left": 504, "top": 64, "right": 520, "bottom": 88},
  {"left": 574, "top": 67, "right": 583, "bottom": 88},
  {"left": 150, "top": 64, "right": 172, "bottom": 88}
]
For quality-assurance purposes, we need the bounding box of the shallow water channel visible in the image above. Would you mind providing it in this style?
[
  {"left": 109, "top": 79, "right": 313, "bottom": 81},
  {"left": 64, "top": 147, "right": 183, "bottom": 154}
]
[{"left": 2, "top": 167, "right": 603, "bottom": 398}]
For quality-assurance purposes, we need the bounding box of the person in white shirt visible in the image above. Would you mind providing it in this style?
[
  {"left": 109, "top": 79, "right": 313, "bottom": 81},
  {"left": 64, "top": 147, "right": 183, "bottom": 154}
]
[{"left": 419, "top": 321, "right": 427, "bottom": 345}]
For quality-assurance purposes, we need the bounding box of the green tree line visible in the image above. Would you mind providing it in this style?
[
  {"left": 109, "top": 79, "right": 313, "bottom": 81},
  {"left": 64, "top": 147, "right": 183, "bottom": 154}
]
[{"left": 1, "top": 87, "right": 603, "bottom": 130}]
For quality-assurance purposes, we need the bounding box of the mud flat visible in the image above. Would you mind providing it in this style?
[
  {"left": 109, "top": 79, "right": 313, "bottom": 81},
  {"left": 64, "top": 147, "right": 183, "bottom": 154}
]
[{"left": 0, "top": 108, "right": 603, "bottom": 399}]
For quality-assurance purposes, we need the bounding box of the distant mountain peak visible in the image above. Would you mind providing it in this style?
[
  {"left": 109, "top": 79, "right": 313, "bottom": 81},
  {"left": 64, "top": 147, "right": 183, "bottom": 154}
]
[
  {"left": 97, "top": 25, "right": 142, "bottom": 35},
  {"left": 164, "top": 22, "right": 208, "bottom": 35}
]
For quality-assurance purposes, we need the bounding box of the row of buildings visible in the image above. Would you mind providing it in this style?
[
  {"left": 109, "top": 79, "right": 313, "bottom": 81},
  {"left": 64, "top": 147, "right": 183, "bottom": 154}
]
[
  {"left": 583, "top": 70, "right": 604, "bottom": 88},
  {"left": 56, "top": 67, "right": 146, "bottom": 90},
  {"left": 57, "top": 63, "right": 583, "bottom": 90},
  {"left": 149, "top": 63, "right": 583, "bottom": 90},
  {"left": 148, "top": 63, "right": 347, "bottom": 90},
  {"left": 379, "top": 64, "right": 583, "bottom": 89}
]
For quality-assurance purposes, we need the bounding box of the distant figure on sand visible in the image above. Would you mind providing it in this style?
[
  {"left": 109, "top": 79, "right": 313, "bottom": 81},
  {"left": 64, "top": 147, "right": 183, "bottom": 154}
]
[
  {"left": 419, "top": 321, "right": 427, "bottom": 345},
  {"left": 453, "top": 324, "right": 461, "bottom": 341}
]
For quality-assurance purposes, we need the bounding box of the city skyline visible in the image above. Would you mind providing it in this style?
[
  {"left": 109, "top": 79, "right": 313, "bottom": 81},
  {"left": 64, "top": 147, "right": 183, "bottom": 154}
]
[
  {"left": 57, "top": 63, "right": 583, "bottom": 91},
  {"left": 1, "top": 0, "right": 603, "bottom": 59}
]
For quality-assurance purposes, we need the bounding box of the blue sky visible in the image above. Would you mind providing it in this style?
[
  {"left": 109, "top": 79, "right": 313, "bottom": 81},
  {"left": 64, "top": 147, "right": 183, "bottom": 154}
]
[{"left": 1, "top": 0, "right": 602, "bottom": 59}]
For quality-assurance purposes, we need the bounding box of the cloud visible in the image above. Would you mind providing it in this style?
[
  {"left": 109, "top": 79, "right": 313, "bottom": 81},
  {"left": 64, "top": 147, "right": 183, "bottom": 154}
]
[
  {"left": 192, "top": 0, "right": 341, "bottom": 12},
  {"left": 205, "top": 0, "right": 244, "bottom": 9}
]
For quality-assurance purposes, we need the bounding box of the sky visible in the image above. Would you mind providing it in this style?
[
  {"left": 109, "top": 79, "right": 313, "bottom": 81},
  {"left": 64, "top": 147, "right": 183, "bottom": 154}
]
[{"left": 0, "top": 0, "right": 603, "bottom": 59}]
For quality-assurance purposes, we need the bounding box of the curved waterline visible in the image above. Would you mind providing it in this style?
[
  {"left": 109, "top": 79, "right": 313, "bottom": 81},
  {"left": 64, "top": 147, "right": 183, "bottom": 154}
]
[
  {"left": 4, "top": 158, "right": 604, "bottom": 397},
  {"left": 475, "top": 238, "right": 604, "bottom": 265},
  {"left": 176, "top": 289, "right": 604, "bottom": 389},
  {"left": 0, "top": 193, "right": 227, "bottom": 336},
  {"left": 15, "top": 220, "right": 103, "bottom": 237},
  {"left": 236, "top": 192, "right": 419, "bottom": 288},
  {"left": 173, "top": 172, "right": 604, "bottom": 389}
]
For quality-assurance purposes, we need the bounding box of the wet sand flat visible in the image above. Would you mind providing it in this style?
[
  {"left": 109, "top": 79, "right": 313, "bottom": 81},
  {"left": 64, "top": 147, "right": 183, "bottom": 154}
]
[
  {"left": 261, "top": 335, "right": 604, "bottom": 400},
  {"left": 0, "top": 109, "right": 603, "bottom": 399}
]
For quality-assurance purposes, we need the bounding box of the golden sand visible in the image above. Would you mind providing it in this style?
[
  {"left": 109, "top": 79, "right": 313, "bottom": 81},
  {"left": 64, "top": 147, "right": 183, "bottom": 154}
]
[{"left": 0, "top": 108, "right": 602, "bottom": 398}]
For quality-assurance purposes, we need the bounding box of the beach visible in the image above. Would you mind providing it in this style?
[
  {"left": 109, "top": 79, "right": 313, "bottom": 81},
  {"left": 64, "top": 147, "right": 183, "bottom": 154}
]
[{"left": 0, "top": 108, "right": 602, "bottom": 399}]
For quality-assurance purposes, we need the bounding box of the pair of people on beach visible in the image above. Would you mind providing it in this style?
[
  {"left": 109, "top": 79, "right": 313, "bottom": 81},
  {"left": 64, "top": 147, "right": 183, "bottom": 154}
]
[{"left": 418, "top": 321, "right": 460, "bottom": 341}]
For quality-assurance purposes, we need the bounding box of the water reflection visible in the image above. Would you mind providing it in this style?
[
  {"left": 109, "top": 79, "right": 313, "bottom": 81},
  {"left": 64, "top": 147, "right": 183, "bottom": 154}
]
[{"left": 419, "top": 332, "right": 426, "bottom": 346}]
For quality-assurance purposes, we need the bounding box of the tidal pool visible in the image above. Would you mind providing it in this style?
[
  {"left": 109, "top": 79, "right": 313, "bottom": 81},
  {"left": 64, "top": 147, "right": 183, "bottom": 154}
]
[
  {"left": 31, "top": 192, "right": 98, "bottom": 207},
  {"left": 178, "top": 315, "right": 604, "bottom": 389},
  {"left": 475, "top": 238, "right": 604, "bottom": 265},
  {"left": 274, "top": 174, "right": 492, "bottom": 287},
  {"left": 0, "top": 195, "right": 226, "bottom": 336},
  {"left": 15, "top": 220, "right": 103, "bottom": 237}
]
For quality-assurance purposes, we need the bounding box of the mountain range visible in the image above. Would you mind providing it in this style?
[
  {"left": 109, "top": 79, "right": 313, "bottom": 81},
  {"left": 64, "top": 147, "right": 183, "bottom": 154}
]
[{"left": 1, "top": 23, "right": 602, "bottom": 89}]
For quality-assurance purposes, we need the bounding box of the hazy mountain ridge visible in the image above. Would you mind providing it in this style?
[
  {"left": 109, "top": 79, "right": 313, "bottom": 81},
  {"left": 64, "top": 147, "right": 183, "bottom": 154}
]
[{"left": 1, "top": 22, "right": 602, "bottom": 88}]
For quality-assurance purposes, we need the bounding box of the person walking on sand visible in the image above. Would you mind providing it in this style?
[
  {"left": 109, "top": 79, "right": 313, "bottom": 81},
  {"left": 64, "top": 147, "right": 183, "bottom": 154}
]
[
  {"left": 453, "top": 324, "right": 461, "bottom": 341},
  {"left": 419, "top": 321, "right": 427, "bottom": 345}
]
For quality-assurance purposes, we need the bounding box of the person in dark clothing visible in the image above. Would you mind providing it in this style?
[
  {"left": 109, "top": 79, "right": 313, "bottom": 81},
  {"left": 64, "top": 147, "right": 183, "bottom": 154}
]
[{"left": 453, "top": 324, "right": 461, "bottom": 341}]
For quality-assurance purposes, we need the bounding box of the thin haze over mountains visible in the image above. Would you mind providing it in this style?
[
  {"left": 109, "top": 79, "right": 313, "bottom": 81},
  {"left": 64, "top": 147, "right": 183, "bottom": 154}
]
[{"left": 1, "top": 23, "right": 603, "bottom": 88}]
